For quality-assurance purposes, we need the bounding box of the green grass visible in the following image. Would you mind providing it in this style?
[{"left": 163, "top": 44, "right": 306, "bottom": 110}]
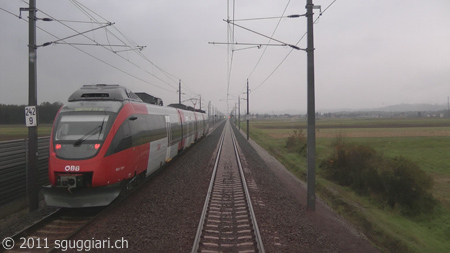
[
  {"left": 249, "top": 117, "right": 450, "bottom": 129},
  {"left": 345, "top": 136, "right": 450, "bottom": 173},
  {"left": 0, "top": 124, "right": 52, "bottom": 141},
  {"left": 239, "top": 118, "right": 450, "bottom": 252}
]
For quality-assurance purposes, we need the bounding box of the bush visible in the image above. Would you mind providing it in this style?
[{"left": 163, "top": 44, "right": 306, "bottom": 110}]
[
  {"left": 320, "top": 141, "right": 436, "bottom": 215},
  {"left": 285, "top": 129, "right": 307, "bottom": 155},
  {"left": 379, "top": 157, "right": 436, "bottom": 214},
  {"left": 321, "top": 143, "right": 382, "bottom": 195}
]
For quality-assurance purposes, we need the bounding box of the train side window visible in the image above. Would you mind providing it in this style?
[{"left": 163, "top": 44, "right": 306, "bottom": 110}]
[
  {"left": 144, "top": 115, "right": 156, "bottom": 143},
  {"left": 157, "top": 115, "right": 167, "bottom": 140},
  {"left": 109, "top": 121, "right": 131, "bottom": 155},
  {"left": 171, "top": 121, "right": 182, "bottom": 143},
  {"left": 146, "top": 115, "right": 167, "bottom": 142},
  {"left": 129, "top": 116, "right": 142, "bottom": 146}
]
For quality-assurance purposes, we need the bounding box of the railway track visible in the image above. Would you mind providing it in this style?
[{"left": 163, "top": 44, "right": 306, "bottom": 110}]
[
  {"left": 192, "top": 121, "right": 264, "bottom": 253},
  {"left": 6, "top": 207, "right": 105, "bottom": 252},
  {"left": 4, "top": 169, "right": 154, "bottom": 252}
]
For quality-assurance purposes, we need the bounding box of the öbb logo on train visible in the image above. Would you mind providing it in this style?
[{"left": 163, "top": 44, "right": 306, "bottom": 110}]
[{"left": 65, "top": 165, "right": 80, "bottom": 172}]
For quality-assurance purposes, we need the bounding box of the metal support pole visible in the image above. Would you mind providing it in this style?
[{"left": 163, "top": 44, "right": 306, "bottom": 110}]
[
  {"left": 306, "top": 0, "right": 316, "bottom": 211},
  {"left": 27, "top": 0, "right": 39, "bottom": 212},
  {"left": 235, "top": 103, "right": 237, "bottom": 126},
  {"left": 238, "top": 95, "right": 241, "bottom": 130},
  {"left": 208, "top": 101, "right": 211, "bottom": 119},
  {"left": 246, "top": 79, "right": 249, "bottom": 140},
  {"left": 179, "top": 79, "right": 181, "bottom": 104}
]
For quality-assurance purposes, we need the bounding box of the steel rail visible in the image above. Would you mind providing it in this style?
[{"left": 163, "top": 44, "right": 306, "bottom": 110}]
[
  {"left": 191, "top": 127, "right": 226, "bottom": 253},
  {"left": 230, "top": 126, "right": 265, "bottom": 253},
  {"left": 191, "top": 121, "right": 264, "bottom": 252},
  {"left": 9, "top": 207, "right": 105, "bottom": 252}
]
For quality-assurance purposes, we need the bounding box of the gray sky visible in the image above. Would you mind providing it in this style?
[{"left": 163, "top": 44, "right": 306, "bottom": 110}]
[{"left": 1, "top": 0, "right": 449, "bottom": 114}]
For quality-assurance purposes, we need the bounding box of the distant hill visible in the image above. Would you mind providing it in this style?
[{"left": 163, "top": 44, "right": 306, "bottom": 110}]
[
  {"left": 317, "top": 103, "right": 448, "bottom": 114},
  {"left": 364, "top": 103, "right": 448, "bottom": 112},
  {"left": 255, "top": 103, "right": 449, "bottom": 115}
]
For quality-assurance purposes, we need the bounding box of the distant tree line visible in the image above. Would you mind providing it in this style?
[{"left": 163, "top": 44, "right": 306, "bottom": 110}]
[
  {"left": 0, "top": 102, "right": 63, "bottom": 124},
  {"left": 321, "top": 110, "right": 450, "bottom": 119}
]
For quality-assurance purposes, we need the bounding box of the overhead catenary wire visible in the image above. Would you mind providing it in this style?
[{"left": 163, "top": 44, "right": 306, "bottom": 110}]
[
  {"left": 67, "top": 0, "right": 200, "bottom": 96},
  {"left": 33, "top": 5, "right": 135, "bottom": 55},
  {"left": 24, "top": 0, "right": 189, "bottom": 94},
  {"left": 3, "top": 2, "right": 222, "bottom": 114},
  {"left": 252, "top": 0, "right": 338, "bottom": 93},
  {"left": 20, "top": 0, "right": 191, "bottom": 94},
  {"left": 252, "top": 33, "right": 306, "bottom": 93},
  {"left": 50, "top": 19, "right": 110, "bottom": 25},
  {"left": 226, "top": 0, "right": 234, "bottom": 114},
  {"left": 68, "top": 1, "right": 177, "bottom": 81},
  {"left": 247, "top": 0, "right": 292, "bottom": 81},
  {"left": 321, "top": 0, "right": 337, "bottom": 17},
  {"left": 224, "top": 20, "right": 303, "bottom": 51},
  {"left": 38, "top": 22, "right": 114, "bottom": 47},
  {"left": 51, "top": 42, "right": 134, "bottom": 47},
  {"left": 0, "top": 7, "right": 20, "bottom": 18},
  {"left": 8, "top": 1, "right": 177, "bottom": 93},
  {"left": 67, "top": 0, "right": 219, "bottom": 109},
  {"left": 233, "top": 14, "right": 304, "bottom": 22},
  {"left": 69, "top": 0, "right": 125, "bottom": 53}
]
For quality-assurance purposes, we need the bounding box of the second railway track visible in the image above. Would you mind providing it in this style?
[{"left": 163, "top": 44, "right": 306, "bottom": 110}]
[
  {"left": 192, "top": 121, "right": 264, "bottom": 253},
  {"left": 7, "top": 207, "right": 105, "bottom": 252}
]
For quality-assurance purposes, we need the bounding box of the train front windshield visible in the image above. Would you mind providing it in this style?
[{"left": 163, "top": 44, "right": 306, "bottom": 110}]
[{"left": 53, "top": 113, "right": 115, "bottom": 160}]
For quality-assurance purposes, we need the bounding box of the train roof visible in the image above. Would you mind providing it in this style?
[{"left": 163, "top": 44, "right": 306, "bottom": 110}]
[
  {"left": 68, "top": 84, "right": 142, "bottom": 102},
  {"left": 67, "top": 84, "right": 205, "bottom": 113},
  {"left": 135, "top": 92, "right": 163, "bottom": 106},
  {"left": 168, "top": 103, "right": 205, "bottom": 113}
]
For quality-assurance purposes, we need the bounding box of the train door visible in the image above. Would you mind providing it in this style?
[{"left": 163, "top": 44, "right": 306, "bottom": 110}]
[
  {"left": 185, "top": 114, "right": 190, "bottom": 147},
  {"left": 177, "top": 110, "right": 185, "bottom": 151},
  {"left": 194, "top": 112, "right": 198, "bottom": 141},
  {"left": 201, "top": 114, "right": 206, "bottom": 136},
  {"left": 165, "top": 115, "right": 171, "bottom": 161},
  {"left": 146, "top": 115, "right": 167, "bottom": 175},
  {"left": 129, "top": 116, "right": 145, "bottom": 175}
]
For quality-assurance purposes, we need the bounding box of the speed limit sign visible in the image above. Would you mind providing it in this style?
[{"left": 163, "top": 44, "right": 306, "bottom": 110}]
[{"left": 25, "top": 106, "right": 37, "bottom": 127}]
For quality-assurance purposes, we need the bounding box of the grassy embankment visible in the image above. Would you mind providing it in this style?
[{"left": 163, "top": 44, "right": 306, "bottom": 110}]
[{"left": 239, "top": 117, "right": 450, "bottom": 253}]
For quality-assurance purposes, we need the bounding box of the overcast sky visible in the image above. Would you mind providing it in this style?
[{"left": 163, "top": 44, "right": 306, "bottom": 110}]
[{"left": 1, "top": 0, "right": 449, "bottom": 114}]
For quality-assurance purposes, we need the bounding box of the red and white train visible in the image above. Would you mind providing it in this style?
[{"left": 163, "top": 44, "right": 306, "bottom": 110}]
[{"left": 43, "top": 84, "right": 212, "bottom": 207}]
